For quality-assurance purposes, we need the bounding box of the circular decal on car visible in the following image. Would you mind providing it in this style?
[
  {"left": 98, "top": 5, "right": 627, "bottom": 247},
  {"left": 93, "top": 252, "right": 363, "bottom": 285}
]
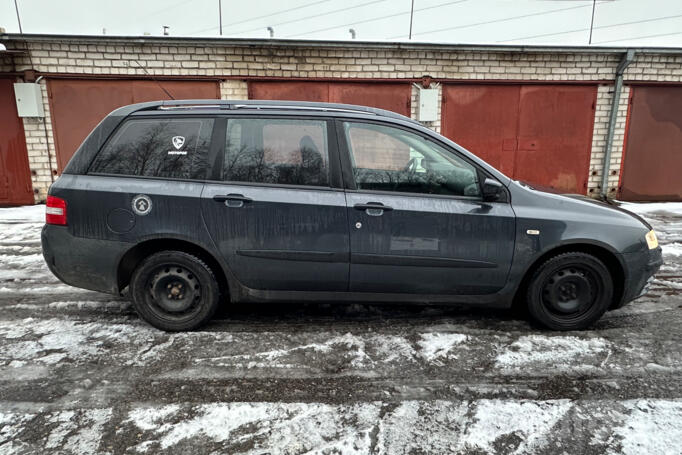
[{"left": 132, "top": 194, "right": 152, "bottom": 216}]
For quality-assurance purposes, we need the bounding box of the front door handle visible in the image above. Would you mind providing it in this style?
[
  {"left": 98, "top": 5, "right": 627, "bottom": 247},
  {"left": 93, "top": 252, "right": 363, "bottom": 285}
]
[
  {"left": 354, "top": 202, "right": 393, "bottom": 216},
  {"left": 213, "top": 193, "right": 252, "bottom": 207}
]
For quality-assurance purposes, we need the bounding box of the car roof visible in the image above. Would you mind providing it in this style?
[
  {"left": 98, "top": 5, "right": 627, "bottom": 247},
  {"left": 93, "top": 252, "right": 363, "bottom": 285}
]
[{"left": 116, "top": 99, "right": 420, "bottom": 125}]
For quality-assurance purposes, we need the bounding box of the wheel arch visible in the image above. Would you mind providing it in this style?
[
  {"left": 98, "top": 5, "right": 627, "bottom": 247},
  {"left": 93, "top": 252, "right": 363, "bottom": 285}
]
[
  {"left": 512, "top": 242, "right": 626, "bottom": 311},
  {"left": 117, "top": 237, "right": 229, "bottom": 298}
]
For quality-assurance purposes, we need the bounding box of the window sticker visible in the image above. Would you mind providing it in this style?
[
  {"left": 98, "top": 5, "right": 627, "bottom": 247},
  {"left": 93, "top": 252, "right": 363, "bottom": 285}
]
[{"left": 169, "top": 136, "right": 187, "bottom": 155}]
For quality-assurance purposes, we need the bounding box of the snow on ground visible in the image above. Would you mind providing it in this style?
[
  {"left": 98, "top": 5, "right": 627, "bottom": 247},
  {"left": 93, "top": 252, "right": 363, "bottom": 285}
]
[
  {"left": 0, "top": 204, "right": 45, "bottom": 222},
  {"left": 417, "top": 332, "right": 469, "bottom": 363},
  {"left": 456, "top": 399, "right": 572, "bottom": 454},
  {"left": 3, "top": 400, "right": 681, "bottom": 454},
  {"left": 495, "top": 335, "right": 610, "bottom": 372},
  {"left": 0, "top": 253, "right": 52, "bottom": 281},
  {"left": 618, "top": 201, "right": 682, "bottom": 215},
  {"left": 0, "top": 202, "right": 680, "bottom": 453},
  {"left": 613, "top": 400, "right": 682, "bottom": 455}
]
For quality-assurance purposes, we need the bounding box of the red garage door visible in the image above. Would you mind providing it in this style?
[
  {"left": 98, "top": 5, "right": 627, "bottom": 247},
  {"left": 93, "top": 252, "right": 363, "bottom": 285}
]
[
  {"left": 47, "top": 79, "right": 219, "bottom": 171},
  {"left": 248, "top": 81, "right": 411, "bottom": 116},
  {"left": 0, "top": 78, "right": 34, "bottom": 206},
  {"left": 442, "top": 84, "right": 597, "bottom": 194},
  {"left": 620, "top": 86, "right": 682, "bottom": 201}
]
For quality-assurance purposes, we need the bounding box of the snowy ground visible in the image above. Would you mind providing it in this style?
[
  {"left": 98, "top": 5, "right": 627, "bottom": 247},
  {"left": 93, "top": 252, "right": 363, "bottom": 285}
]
[{"left": 0, "top": 202, "right": 681, "bottom": 454}]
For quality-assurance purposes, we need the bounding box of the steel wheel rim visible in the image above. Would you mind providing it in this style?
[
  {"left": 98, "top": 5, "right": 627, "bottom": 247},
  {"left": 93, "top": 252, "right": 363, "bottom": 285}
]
[
  {"left": 146, "top": 264, "right": 203, "bottom": 322},
  {"left": 541, "top": 264, "right": 601, "bottom": 319}
]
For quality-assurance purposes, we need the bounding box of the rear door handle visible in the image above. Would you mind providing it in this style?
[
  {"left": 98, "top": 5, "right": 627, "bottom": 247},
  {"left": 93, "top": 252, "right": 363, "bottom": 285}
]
[
  {"left": 213, "top": 193, "right": 252, "bottom": 207},
  {"left": 354, "top": 202, "right": 393, "bottom": 216}
]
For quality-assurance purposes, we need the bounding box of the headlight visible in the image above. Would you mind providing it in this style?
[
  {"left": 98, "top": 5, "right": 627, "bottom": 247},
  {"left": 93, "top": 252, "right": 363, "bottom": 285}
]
[{"left": 645, "top": 230, "right": 658, "bottom": 249}]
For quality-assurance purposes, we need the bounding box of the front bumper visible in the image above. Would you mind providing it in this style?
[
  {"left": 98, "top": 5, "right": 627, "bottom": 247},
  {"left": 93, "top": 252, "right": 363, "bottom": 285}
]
[
  {"left": 616, "top": 246, "right": 663, "bottom": 308},
  {"left": 41, "top": 225, "right": 128, "bottom": 295}
]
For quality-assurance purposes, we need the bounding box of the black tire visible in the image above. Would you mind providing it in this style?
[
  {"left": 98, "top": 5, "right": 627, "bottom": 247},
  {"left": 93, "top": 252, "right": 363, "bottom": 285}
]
[
  {"left": 130, "top": 250, "right": 220, "bottom": 331},
  {"left": 526, "top": 252, "right": 613, "bottom": 331}
]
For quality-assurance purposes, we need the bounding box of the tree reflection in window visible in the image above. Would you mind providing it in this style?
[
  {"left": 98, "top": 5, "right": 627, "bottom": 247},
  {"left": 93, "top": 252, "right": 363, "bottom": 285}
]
[
  {"left": 344, "top": 122, "right": 480, "bottom": 197},
  {"left": 89, "top": 119, "right": 213, "bottom": 180},
  {"left": 223, "top": 119, "right": 329, "bottom": 187}
]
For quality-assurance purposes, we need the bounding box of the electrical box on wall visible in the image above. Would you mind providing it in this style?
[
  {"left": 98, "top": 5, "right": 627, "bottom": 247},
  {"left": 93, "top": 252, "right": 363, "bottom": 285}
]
[
  {"left": 14, "top": 83, "right": 45, "bottom": 117},
  {"left": 416, "top": 87, "right": 438, "bottom": 122}
]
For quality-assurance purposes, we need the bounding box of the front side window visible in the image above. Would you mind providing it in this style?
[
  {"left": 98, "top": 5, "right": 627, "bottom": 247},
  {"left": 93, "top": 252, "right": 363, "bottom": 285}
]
[
  {"left": 223, "top": 118, "right": 329, "bottom": 187},
  {"left": 343, "top": 122, "right": 481, "bottom": 197},
  {"left": 89, "top": 118, "right": 214, "bottom": 179}
]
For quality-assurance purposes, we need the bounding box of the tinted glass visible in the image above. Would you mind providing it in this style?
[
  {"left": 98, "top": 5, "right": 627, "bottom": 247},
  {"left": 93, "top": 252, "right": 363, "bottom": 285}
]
[
  {"left": 223, "top": 118, "right": 329, "bottom": 186},
  {"left": 89, "top": 118, "right": 214, "bottom": 179},
  {"left": 343, "top": 122, "right": 480, "bottom": 197}
]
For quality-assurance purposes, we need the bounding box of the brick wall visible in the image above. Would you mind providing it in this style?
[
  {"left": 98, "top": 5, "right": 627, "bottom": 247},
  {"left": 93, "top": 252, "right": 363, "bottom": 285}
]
[
  {"left": 588, "top": 85, "right": 631, "bottom": 197},
  {"left": 1, "top": 36, "right": 681, "bottom": 202},
  {"left": 7, "top": 41, "right": 636, "bottom": 81},
  {"left": 220, "top": 79, "right": 247, "bottom": 100},
  {"left": 626, "top": 54, "right": 682, "bottom": 81},
  {"left": 0, "top": 55, "right": 14, "bottom": 72},
  {"left": 20, "top": 81, "right": 58, "bottom": 202}
]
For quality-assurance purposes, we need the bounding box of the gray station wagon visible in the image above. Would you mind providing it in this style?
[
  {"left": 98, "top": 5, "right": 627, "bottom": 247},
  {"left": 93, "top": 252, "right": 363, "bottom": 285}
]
[{"left": 41, "top": 100, "right": 663, "bottom": 331}]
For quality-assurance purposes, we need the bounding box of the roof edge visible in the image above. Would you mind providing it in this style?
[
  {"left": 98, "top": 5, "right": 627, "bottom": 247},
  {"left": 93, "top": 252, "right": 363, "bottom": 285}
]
[{"left": 2, "top": 33, "right": 682, "bottom": 54}]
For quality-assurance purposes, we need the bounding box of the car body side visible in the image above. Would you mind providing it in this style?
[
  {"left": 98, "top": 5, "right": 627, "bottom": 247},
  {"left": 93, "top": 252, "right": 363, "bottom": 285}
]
[{"left": 41, "top": 102, "right": 663, "bottom": 311}]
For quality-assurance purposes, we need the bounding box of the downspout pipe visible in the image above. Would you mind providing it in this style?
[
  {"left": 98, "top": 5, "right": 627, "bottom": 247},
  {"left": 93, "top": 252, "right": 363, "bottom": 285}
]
[{"left": 601, "top": 49, "right": 635, "bottom": 200}]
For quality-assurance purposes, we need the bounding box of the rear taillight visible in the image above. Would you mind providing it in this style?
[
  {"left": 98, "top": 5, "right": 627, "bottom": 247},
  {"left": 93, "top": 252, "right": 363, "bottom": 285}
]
[{"left": 46, "top": 195, "right": 67, "bottom": 226}]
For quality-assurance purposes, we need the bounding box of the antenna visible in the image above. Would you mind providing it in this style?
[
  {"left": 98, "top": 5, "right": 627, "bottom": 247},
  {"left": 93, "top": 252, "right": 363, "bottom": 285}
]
[{"left": 132, "top": 60, "right": 176, "bottom": 100}]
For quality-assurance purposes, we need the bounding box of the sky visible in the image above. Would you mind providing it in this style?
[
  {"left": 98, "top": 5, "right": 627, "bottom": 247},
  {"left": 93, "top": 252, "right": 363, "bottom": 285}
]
[{"left": 1, "top": 0, "right": 682, "bottom": 47}]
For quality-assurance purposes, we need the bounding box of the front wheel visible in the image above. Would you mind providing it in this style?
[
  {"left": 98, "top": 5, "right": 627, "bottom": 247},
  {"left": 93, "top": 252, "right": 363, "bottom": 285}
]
[
  {"left": 130, "top": 251, "right": 220, "bottom": 331},
  {"left": 526, "top": 252, "right": 613, "bottom": 330}
]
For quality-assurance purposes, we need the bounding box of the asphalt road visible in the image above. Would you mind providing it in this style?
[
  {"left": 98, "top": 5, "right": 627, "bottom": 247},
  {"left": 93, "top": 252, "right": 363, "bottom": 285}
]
[{"left": 0, "top": 203, "right": 680, "bottom": 454}]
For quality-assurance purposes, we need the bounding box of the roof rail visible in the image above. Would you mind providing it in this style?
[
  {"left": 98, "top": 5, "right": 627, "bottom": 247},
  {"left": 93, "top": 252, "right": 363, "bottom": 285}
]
[
  {"left": 163, "top": 103, "right": 388, "bottom": 116},
  {"left": 112, "top": 99, "right": 419, "bottom": 124}
]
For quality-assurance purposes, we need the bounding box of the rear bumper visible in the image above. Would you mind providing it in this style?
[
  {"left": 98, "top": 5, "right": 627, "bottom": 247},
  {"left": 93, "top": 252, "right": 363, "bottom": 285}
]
[
  {"left": 616, "top": 246, "right": 663, "bottom": 308},
  {"left": 41, "top": 225, "right": 128, "bottom": 294}
]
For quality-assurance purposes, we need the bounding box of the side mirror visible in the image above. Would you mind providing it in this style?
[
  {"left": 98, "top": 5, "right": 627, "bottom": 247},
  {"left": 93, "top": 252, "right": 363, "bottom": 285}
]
[{"left": 482, "top": 178, "right": 504, "bottom": 202}]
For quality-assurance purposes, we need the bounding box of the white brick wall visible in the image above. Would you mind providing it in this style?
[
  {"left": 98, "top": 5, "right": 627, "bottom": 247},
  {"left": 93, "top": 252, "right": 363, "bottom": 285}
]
[
  {"left": 6, "top": 41, "right": 636, "bottom": 82},
  {"left": 625, "top": 54, "right": 682, "bottom": 81},
  {"left": 587, "top": 84, "right": 630, "bottom": 197},
  {"left": 0, "top": 55, "right": 13, "bottom": 72},
  {"left": 1, "top": 36, "right": 680, "bottom": 201},
  {"left": 20, "top": 81, "right": 58, "bottom": 203},
  {"left": 220, "top": 79, "right": 247, "bottom": 99}
]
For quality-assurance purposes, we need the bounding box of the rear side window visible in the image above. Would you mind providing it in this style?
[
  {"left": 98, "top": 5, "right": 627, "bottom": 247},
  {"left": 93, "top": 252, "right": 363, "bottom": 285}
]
[
  {"left": 89, "top": 118, "right": 214, "bottom": 179},
  {"left": 223, "top": 118, "right": 329, "bottom": 187}
]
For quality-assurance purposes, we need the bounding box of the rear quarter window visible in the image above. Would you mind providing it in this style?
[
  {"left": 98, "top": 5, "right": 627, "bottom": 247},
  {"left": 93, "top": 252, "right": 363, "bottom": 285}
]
[{"left": 89, "top": 118, "right": 214, "bottom": 179}]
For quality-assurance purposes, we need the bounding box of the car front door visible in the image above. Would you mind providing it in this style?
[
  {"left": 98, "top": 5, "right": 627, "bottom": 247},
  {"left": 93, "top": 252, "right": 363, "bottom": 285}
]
[
  {"left": 201, "top": 116, "right": 349, "bottom": 292},
  {"left": 338, "top": 120, "right": 516, "bottom": 295}
]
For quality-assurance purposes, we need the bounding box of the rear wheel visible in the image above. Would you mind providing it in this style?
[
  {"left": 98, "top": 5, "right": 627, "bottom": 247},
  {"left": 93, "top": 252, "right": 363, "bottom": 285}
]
[
  {"left": 526, "top": 252, "right": 613, "bottom": 330},
  {"left": 130, "top": 251, "right": 220, "bottom": 331}
]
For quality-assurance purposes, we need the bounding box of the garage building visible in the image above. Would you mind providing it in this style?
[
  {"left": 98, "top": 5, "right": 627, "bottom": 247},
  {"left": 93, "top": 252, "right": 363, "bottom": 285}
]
[{"left": 1, "top": 33, "right": 681, "bottom": 204}]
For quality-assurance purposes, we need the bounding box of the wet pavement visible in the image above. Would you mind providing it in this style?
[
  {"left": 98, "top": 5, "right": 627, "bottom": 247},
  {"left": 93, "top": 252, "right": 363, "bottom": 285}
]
[{"left": 0, "top": 203, "right": 681, "bottom": 454}]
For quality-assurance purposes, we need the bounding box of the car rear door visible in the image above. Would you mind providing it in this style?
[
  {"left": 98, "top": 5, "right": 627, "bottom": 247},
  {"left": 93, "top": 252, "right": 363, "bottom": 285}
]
[
  {"left": 200, "top": 116, "right": 349, "bottom": 292},
  {"left": 337, "top": 120, "right": 515, "bottom": 295}
]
